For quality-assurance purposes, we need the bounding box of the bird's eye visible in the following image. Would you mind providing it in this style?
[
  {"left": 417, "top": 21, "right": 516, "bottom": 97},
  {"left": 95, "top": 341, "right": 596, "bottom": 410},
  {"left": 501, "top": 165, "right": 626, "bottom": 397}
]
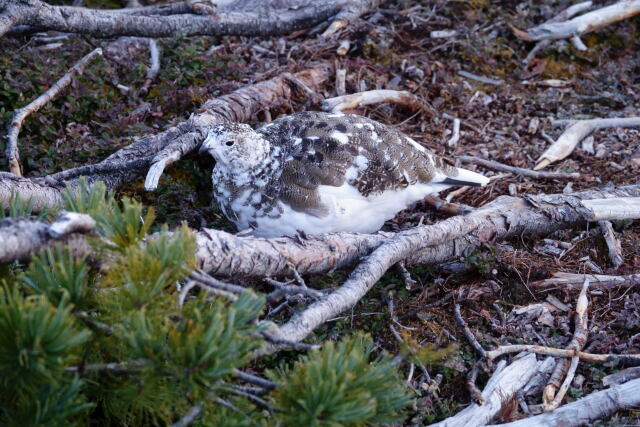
[{"left": 225, "top": 141, "right": 235, "bottom": 147}]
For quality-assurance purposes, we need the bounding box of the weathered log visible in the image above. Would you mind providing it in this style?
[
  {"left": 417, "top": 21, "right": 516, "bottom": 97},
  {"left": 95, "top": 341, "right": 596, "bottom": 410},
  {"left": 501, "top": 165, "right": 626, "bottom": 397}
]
[
  {"left": 487, "top": 377, "right": 640, "bottom": 427},
  {"left": 0, "top": 0, "right": 345, "bottom": 38},
  {"left": 431, "top": 354, "right": 539, "bottom": 427}
]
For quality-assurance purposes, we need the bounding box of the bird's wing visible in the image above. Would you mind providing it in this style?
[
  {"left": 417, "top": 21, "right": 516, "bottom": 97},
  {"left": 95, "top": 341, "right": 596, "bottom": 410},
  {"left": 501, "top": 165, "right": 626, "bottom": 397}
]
[{"left": 259, "top": 112, "right": 485, "bottom": 216}]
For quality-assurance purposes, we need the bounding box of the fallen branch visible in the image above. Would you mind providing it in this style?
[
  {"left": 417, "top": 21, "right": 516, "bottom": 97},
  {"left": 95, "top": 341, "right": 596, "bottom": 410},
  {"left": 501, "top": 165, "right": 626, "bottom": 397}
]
[
  {"left": 486, "top": 346, "right": 640, "bottom": 367},
  {"left": 543, "top": 279, "right": 589, "bottom": 411},
  {"left": 321, "top": 0, "right": 385, "bottom": 37},
  {"left": 273, "top": 184, "right": 640, "bottom": 345},
  {"left": 521, "top": 1, "right": 593, "bottom": 65},
  {"left": 531, "top": 272, "right": 640, "bottom": 291},
  {"left": 458, "top": 156, "right": 580, "bottom": 180},
  {"left": 431, "top": 354, "right": 539, "bottom": 427},
  {"left": 514, "top": 0, "right": 640, "bottom": 43},
  {"left": 534, "top": 117, "right": 640, "bottom": 170},
  {"left": 0, "top": 0, "right": 346, "bottom": 38},
  {"left": 5, "top": 47, "right": 102, "bottom": 176},
  {"left": 140, "top": 38, "right": 161, "bottom": 94},
  {"left": 0, "top": 211, "right": 94, "bottom": 263},
  {"left": 598, "top": 220, "right": 624, "bottom": 268},
  {"left": 321, "top": 89, "right": 422, "bottom": 113},
  {"left": 602, "top": 366, "right": 640, "bottom": 386},
  {"left": 488, "top": 377, "right": 640, "bottom": 427}
]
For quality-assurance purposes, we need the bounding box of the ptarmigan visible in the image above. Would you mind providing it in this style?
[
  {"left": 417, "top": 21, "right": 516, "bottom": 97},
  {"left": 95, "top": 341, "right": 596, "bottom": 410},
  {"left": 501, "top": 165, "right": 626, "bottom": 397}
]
[{"left": 199, "top": 111, "right": 489, "bottom": 237}]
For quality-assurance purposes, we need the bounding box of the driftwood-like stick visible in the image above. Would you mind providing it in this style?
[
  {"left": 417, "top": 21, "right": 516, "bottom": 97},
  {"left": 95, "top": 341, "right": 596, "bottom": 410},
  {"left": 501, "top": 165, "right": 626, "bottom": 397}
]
[
  {"left": 514, "top": 0, "right": 640, "bottom": 42},
  {"left": 321, "top": 89, "right": 422, "bottom": 113},
  {"left": 458, "top": 156, "right": 580, "bottom": 180},
  {"left": 431, "top": 354, "right": 539, "bottom": 427},
  {"left": 534, "top": 117, "right": 640, "bottom": 170},
  {"left": 5, "top": 47, "right": 102, "bottom": 176},
  {"left": 321, "top": 0, "right": 385, "bottom": 37},
  {"left": 531, "top": 272, "right": 640, "bottom": 291},
  {"left": 488, "top": 378, "right": 640, "bottom": 427},
  {"left": 598, "top": 220, "right": 624, "bottom": 268},
  {"left": 543, "top": 279, "right": 590, "bottom": 411},
  {"left": 446, "top": 118, "right": 460, "bottom": 148},
  {"left": 335, "top": 68, "right": 347, "bottom": 96},
  {"left": 0, "top": 212, "right": 94, "bottom": 263},
  {"left": 140, "top": 38, "right": 161, "bottom": 94},
  {"left": 602, "top": 366, "right": 640, "bottom": 386},
  {"left": 522, "top": 1, "right": 593, "bottom": 65},
  {"left": 581, "top": 198, "right": 640, "bottom": 221},
  {"left": 486, "top": 345, "right": 640, "bottom": 366}
]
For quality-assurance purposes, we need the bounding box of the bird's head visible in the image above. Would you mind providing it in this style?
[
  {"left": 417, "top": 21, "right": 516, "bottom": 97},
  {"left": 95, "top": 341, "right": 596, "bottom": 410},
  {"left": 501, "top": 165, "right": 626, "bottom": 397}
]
[{"left": 199, "top": 123, "right": 271, "bottom": 172}]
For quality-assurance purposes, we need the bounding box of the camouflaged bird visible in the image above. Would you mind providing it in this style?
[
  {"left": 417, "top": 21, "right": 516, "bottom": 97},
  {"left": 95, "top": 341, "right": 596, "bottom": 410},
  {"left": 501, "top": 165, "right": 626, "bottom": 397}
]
[{"left": 199, "top": 111, "right": 489, "bottom": 237}]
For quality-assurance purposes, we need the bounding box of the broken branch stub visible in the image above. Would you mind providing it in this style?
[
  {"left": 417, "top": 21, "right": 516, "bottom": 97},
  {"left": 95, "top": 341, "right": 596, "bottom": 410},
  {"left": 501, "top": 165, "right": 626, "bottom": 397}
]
[
  {"left": 321, "top": 89, "right": 422, "bottom": 113},
  {"left": 535, "top": 117, "right": 640, "bottom": 170},
  {"left": 432, "top": 354, "right": 539, "bottom": 427},
  {"left": 514, "top": 0, "right": 640, "bottom": 43}
]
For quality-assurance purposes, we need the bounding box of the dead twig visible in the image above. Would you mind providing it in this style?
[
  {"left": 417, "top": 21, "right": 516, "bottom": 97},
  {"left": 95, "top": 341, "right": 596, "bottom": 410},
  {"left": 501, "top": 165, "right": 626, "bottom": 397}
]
[
  {"left": 543, "top": 279, "right": 590, "bottom": 411},
  {"left": 140, "top": 38, "right": 161, "bottom": 94},
  {"left": 322, "top": 89, "right": 422, "bottom": 113},
  {"left": 514, "top": 0, "right": 640, "bottom": 43},
  {"left": 5, "top": 47, "right": 102, "bottom": 176},
  {"left": 466, "top": 363, "right": 485, "bottom": 405},
  {"left": 522, "top": 1, "right": 594, "bottom": 66},
  {"left": 535, "top": 117, "right": 640, "bottom": 170},
  {"left": 486, "top": 346, "right": 640, "bottom": 366},
  {"left": 446, "top": 118, "right": 460, "bottom": 148},
  {"left": 454, "top": 303, "right": 487, "bottom": 359},
  {"left": 598, "top": 220, "right": 624, "bottom": 268},
  {"left": 531, "top": 272, "right": 640, "bottom": 291},
  {"left": 458, "top": 156, "right": 580, "bottom": 180}
]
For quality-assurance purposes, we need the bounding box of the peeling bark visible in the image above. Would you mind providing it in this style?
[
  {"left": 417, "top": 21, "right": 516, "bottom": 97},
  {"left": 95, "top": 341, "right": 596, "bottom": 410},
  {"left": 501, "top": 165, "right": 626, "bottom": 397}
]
[
  {"left": 0, "top": 0, "right": 346, "bottom": 38},
  {"left": 488, "top": 378, "right": 640, "bottom": 427},
  {"left": 432, "top": 354, "right": 539, "bottom": 427}
]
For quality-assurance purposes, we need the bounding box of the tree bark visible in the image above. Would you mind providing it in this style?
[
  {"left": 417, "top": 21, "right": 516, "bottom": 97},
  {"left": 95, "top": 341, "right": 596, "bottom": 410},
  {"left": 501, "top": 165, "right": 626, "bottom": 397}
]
[{"left": 0, "top": 0, "right": 346, "bottom": 38}]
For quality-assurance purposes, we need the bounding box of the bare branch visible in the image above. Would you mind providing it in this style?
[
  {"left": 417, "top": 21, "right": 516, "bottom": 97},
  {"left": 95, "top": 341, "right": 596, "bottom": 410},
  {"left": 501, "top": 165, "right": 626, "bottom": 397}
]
[
  {"left": 515, "top": 0, "right": 640, "bottom": 43},
  {"left": 531, "top": 272, "right": 640, "bottom": 291},
  {"left": 543, "top": 279, "right": 590, "bottom": 411},
  {"left": 535, "top": 117, "right": 640, "bottom": 170},
  {"left": 5, "top": 47, "right": 102, "bottom": 176},
  {"left": 458, "top": 156, "right": 580, "bottom": 180},
  {"left": 431, "top": 354, "right": 539, "bottom": 427},
  {"left": 321, "top": 89, "right": 422, "bottom": 113},
  {"left": 0, "top": 212, "right": 94, "bottom": 263},
  {"left": 454, "top": 303, "right": 487, "bottom": 359},
  {"left": 321, "top": 0, "right": 385, "bottom": 37},
  {"left": 598, "top": 220, "right": 624, "bottom": 268},
  {"left": 489, "top": 378, "right": 640, "bottom": 427}
]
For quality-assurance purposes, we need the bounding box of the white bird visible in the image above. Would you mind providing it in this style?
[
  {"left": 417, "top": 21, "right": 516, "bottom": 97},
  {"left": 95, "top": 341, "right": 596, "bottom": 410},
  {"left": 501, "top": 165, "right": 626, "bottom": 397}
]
[{"left": 200, "top": 111, "right": 489, "bottom": 237}]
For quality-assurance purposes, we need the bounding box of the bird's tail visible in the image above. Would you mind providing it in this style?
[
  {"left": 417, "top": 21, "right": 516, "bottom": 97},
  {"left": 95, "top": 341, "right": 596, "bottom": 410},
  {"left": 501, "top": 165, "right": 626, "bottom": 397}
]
[{"left": 441, "top": 167, "right": 490, "bottom": 187}]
